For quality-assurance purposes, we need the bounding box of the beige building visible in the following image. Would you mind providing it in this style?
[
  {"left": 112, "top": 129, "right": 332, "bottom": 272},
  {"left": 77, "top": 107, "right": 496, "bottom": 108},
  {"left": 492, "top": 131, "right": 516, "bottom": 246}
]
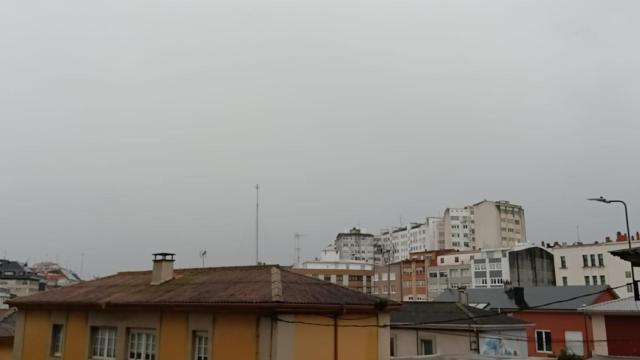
[
  {"left": 549, "top": 235, "right": 640, "bottom": 298},
  {"left": 443, "top": 200, "right": 526, "bottom": 251}
]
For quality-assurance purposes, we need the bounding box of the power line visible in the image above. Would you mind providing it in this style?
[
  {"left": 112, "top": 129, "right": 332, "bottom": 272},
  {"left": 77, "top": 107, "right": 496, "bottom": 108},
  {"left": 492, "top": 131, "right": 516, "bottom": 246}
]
[{"left": 275, "top": 284, "right": 627, "bottom": 329}]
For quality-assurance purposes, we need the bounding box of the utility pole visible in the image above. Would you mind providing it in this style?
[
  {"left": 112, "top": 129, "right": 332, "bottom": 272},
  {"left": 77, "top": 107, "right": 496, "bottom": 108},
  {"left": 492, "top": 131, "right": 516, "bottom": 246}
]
[
  {"left": 255, "top": 184, "right": 260, "bottom": 265},
  {"left": 294, "top": 233, "right": 304, "bottom": 268}
]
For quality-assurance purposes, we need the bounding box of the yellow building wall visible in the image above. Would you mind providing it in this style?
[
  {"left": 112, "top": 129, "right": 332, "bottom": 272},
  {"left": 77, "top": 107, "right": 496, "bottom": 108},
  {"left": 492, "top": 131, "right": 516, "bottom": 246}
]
[
  {"left": 64, "top": 311, "right": 88, "bottom": 360},
  {"left": 158, "top": 312, "right": 188, "bottom": 360},
  {"left": 212, "top": 314, "right": 256, "bottom": 360},
  {"left": 22, "top": 311, "right": 50, "bottom": 360},
  {"left": 0, "top": 343, "right": 12, "bottom": 360},
  {"left": 337, "top": 316, "right": 378, "bottom": 360},
  {"left": 294, "top": 315, "right": 334, "bottom": 360}
]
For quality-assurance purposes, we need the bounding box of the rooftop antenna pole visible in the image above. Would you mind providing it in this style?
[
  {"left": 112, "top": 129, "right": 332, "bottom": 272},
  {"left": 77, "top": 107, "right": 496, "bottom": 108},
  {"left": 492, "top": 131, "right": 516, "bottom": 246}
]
[
  {"left": 576, "top": 225, "right": 581, "bottom": 243},
  {"left": 199, "top": 250, "right": 207, "bottom": 268},
  {"left": 294, "top": 233, "right": 304, "bottom": 267},
  {"left": 80, "top": 252, "right": 84, "bottom": 279},
  {"left": 255, "top": 184, "right": 259, "bottom": 265}
]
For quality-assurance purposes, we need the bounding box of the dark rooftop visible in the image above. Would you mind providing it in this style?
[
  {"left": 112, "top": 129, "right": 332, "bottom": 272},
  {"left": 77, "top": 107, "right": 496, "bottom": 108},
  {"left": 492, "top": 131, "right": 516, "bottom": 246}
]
[
  {"left": 8, "top": 265, "right": 397, "bottom": 312},
  {"left": 435, "top": 286, "right": 616, "bottom": 311},
  {"left": 391, "top": 302, "right": 530, "bottom": 330}
]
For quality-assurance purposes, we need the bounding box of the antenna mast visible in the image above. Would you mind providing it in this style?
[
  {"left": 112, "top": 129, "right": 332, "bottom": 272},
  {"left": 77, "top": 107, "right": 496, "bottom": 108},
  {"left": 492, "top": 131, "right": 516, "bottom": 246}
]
[
  {"left": 255, "top": 184, "right": 259, "bottom": 265},
  {"left": 294, "top": 233, "right": 304, "bottom": 267}
]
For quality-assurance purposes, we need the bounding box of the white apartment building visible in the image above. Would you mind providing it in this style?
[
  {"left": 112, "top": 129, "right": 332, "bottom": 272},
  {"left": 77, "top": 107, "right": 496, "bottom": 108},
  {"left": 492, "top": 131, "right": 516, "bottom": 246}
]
[
  {"left": 443, "top": 200, "right": 526, "bottom": 251},
  {"left": 550, "top": 237, "right": 640, "bottom": 298},
  {"left": 379, "top": 218, "right": 443, "bottom": 263},
  {"left": 443, "top": 207, "right": 474, "bottom": 251},
  {"left": 334, "top": 227, "right": 377, "bottom": 264}
]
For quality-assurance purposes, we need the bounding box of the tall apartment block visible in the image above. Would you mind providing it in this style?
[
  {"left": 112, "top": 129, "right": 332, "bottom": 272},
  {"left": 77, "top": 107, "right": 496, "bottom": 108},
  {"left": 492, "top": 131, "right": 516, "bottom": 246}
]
[
  {"left": 443, "top": 200, "right": 526, "bottom": 251},
  {"left": 335, "top": 227, "right": 378, "bottom": 264}
]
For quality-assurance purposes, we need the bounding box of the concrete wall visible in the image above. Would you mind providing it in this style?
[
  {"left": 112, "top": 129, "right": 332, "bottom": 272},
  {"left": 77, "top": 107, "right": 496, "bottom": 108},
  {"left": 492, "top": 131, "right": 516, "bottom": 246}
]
[
  {"left": 392, "top": 328, "right": 472, "bottom": 357},
  {"left": 508, "top": 247, "right": 556, "bottom": 287}
]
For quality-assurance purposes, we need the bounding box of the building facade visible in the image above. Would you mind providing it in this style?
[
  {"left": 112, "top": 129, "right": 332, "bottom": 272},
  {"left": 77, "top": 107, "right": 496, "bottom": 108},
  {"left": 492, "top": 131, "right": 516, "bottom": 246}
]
[
  {"left": 335, "top": 227, "right": 378, "bottom": 264},
  {"left": 549, "top": 235, "right": 640, "bottom": 297},
  {"left": 0, "top": 260, "right": 42, "bottom": 298},
  {"left": 427, "top": 251, "right": 474, "bottom": 300},
  {"left": 443, "top": 200, "right": 526, "bottom": 251},
  {"left": 8, "top": 254, "right": 396, "bottom": 360},
  {"left": 293, "top": 258, "right": 374, "bottom": 294}
]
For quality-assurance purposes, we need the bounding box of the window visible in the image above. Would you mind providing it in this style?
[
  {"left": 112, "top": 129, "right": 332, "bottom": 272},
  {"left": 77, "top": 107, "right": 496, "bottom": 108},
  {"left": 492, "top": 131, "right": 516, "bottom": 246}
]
[
  {"left": 535, "top": 330, "right": 552, "bottom": 353},
  {"left": 626, "top": 271, "right": 632, "bottom": 279},
  {"left": 348, "top": 275, "right": 363, "bottom": 281},
  {"left": 429, "top": 272, "right": 437, "bottom": 278},
  {"left": 562, "top": 276, "right": 568, "bottom": 286},
  {"left": 450, "top": 269, "right": 459, "bottom": 278},
  {"left": 598, "top": 254, "right": 604, "bottom": 267},
  {"left": 50, "top": 324, "right": 64, "bottom": 357},
  {"left": 439, "top": 272, "right": 448, "bottom": 278},
  {"left": 454, "top": 256, "right": 459, "bottom": 263},
  {"left": 390, "top": 336, "right": 397, "bottom": 356},
  {"left": 128, "top": 330, "right": 156, "bottom": 360},
  {"left": 439, "top": 258, "right": 444, "bottom": 264},
  {"left": 560, "top": 256, "right": 567, "bottom": 269},
  {"left": 582, "top": 255, "right": 589, "bottom": 267},
  {"left": 628, "top": 284, "right": 634, "bottom": 293},
  {"left": 323, "top": 275, "right": 331, "bottom": 281},
  {"left": 600, "top": 275, "right": 606, "bottom": 285},
  {"left": 564, "top": 331, "right": 584, "bottom": 356},
  {"left": 193, "top": 332, "right": 209, "bottom": 360},
  {"left": 419, "top": 338, "right": 434, "bottom": 355},
  {"left": 584, "top": 276, "right": 590, "bottom": 286},
  {"left": 592, "top": 275, "right": 598, "bottom": 285},
  {"left": 336, "top": 275, "right": 343, "bottom": 282},
  {"left": 91, "top": 327, "right": 117, "bottom": 359},
  {"left": 590, "top": 254, "right": 596, "bottom": 267}
]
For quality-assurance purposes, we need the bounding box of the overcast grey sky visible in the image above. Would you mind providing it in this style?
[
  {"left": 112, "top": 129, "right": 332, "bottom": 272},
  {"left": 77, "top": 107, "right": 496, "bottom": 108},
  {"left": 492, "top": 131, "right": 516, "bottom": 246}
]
[{"left": 1, "top": 0, "right": 639, "bottom": 277}]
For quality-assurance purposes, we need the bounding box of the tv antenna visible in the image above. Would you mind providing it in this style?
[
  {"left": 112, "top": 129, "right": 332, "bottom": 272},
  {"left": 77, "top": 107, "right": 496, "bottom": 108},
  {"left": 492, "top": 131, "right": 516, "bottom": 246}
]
[{"left": 199, "top": 250, "right": 207, "bottom": 268}]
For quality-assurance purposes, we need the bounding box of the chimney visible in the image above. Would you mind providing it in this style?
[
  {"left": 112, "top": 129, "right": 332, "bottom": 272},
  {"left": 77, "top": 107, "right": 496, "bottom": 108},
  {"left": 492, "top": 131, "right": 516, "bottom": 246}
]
[
  {"left": 636, "top": 232, "right": 639, "bottom": 241},
  {"left": 151, "top": 253, "right": 175, "bottom": 285},
  {"left": 605, "top": 236, "right": 612, "bottom": 243},
  {"left": 617, "top": 232, "right": 626, "bottom": 242},
  {"left": 457, "top": 288, "right": 468, "bottom": 305}
]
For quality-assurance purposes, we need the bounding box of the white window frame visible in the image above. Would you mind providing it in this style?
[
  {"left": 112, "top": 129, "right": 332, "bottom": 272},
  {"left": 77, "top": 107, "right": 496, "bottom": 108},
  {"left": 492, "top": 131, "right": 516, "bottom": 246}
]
[
  {"left": 418, "top": 334, "right": 436, "bottom": 355},
  {"left": 193, "top": 331, "right": 209, "bottom": 360},
  {"left": 128, "top": 329, "right": 156, "bottom": 360},
  {"left": 90, "top": 327, "right": 117, "bottom": 360},
  {"left": 535, "top": 329, "right": 552, "bottom": 353}
]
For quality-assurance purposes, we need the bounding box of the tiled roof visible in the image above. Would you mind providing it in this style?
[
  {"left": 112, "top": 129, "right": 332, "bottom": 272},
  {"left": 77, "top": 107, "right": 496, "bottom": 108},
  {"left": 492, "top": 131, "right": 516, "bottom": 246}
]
[
  {"left": 391, "top": 302, "right": 530, "bottom": 329},
  {"left": 435, "top": 286, "right": 614, "bottom": 311},
  {"left": 8, "top": 265, "right": 396, "bottom": 312}
]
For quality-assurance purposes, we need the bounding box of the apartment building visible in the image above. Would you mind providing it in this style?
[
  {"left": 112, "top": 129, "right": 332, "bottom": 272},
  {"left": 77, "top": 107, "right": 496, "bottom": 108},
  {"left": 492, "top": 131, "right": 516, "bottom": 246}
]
[
  {"left": 427, "top": 251, "right": 475, "bottom": 300},
  {"left": 372, "top": 262, "right": 402, "bottom": 302},
  {"left": 443, "top": 200, "right": 526, "bottom": 251},
  {"left": 378, "top": 218, "right": 443, "bottom": 264},
  {"left": 0, "top": 260, "right": 43, "bottom": 298},
  {"left": 335, "top": 227, "right": 378, "bottom": 264},
  {"left": 293, "top": 251, "right": 374, "bottom": 294},
  {"left": 549, "top": 233, "right": 640, "bottom": 297},
  {"left": 8, "top": 253, "right": 397, "bottom": 360}
]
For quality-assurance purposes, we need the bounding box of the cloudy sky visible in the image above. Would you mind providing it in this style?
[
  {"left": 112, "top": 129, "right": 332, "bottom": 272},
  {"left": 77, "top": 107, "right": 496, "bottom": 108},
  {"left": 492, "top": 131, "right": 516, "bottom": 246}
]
[{"left": 1, "top": 0, "right": 639, "bottom": 277}]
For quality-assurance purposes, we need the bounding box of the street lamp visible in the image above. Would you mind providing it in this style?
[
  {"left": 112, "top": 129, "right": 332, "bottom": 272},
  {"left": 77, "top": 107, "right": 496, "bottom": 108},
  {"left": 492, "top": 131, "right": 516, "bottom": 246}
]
[{"left": 588, "top": 196, "right": 638, "bottom": 299}]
